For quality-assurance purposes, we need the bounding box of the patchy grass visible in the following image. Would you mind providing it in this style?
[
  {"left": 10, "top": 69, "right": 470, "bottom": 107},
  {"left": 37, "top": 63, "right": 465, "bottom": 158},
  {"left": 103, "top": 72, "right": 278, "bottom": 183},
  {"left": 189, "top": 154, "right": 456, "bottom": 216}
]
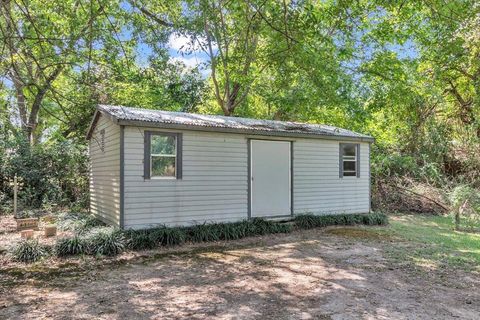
[
  {"left": 325, "top": 227, "right": 393, "bottom": 240},
  {"left": 385, "top": 214, "right": 480, "bottom": 271}
]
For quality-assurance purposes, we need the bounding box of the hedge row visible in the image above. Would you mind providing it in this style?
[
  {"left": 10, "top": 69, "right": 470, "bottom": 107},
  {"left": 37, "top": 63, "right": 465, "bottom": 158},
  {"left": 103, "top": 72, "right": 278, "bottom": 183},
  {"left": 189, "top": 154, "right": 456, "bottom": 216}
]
[{"left": 10, "top": 213, "right": 388, "bottom": 263}]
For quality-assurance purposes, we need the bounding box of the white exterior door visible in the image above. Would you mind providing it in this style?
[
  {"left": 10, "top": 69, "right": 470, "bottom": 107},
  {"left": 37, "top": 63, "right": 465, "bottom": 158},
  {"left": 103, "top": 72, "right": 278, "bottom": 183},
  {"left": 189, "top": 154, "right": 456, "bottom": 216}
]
[{"left": 250, "top": 140, "right": 291, "bottom": 218}]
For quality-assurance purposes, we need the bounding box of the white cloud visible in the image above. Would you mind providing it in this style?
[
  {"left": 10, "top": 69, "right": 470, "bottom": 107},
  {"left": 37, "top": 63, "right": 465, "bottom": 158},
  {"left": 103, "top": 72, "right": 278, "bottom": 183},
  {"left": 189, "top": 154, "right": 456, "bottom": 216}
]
[
  {"left": 169, "top": 56, "right": 211, "bottom": 78},
  {"left": 168, "top": 33, "right": 218, "bottom": 52},
  {"left": 168, "top": 33, "right": 192, "bottom": 51},
  {"left": 170, "top": 56, "right": 203, "bottom": 68}
]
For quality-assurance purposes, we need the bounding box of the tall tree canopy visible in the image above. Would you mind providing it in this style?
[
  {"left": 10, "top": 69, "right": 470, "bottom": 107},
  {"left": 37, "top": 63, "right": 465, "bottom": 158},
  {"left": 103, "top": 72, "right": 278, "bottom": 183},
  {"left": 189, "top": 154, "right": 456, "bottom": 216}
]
[{"left": 0, "top": 0, "right": 479, "bottom": 181}]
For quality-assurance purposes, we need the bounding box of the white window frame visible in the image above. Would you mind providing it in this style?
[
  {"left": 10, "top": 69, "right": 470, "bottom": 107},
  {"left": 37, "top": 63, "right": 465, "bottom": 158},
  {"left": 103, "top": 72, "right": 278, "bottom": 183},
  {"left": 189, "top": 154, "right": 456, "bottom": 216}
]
[
  {"left": 144, "top": 131, "right": 182, "bottom": 180},
  {"left": 340, "top": 143, "right": 360, "bottom": 178}
]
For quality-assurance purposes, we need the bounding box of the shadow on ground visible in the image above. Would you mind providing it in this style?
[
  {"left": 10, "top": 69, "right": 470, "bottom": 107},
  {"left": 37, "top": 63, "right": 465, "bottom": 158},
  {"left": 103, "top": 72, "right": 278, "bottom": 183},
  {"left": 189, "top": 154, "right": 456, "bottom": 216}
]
[{"left": 1, "top": 227, "right": 479, "bottom": 319}]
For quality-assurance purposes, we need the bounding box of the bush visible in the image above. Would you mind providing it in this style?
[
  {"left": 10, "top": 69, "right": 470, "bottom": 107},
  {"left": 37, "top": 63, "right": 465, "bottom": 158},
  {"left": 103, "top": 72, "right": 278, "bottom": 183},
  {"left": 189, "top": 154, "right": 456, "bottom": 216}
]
[
  {"left": 294, "top": 213, "right": 388, "bottom": 229},
  {"left": 10, "top": 239, "right": 49, "bottom": 263},
  {"left": 55, "top": 235, "right": 87, "bottom": 257},
  {"left": 85, "top": 227, "right": 126, "bottom": 256},
  {"left": 0, "top": 137, "right": 89, "bottom": 210}
]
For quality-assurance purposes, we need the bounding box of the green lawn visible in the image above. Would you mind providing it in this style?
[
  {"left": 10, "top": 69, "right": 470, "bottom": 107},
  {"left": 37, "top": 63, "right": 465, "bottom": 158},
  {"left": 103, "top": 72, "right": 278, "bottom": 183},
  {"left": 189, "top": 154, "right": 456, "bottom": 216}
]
[{"left": 384, "top": 214, "right": 480, "bottom": 271}]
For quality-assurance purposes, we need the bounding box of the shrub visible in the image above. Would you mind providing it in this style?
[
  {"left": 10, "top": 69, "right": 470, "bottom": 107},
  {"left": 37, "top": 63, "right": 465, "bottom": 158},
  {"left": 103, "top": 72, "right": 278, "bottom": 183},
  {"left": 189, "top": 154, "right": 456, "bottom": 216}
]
[
  {"left": 55, "top": 235, "right": 87, "bottom": 257},
  {"left": 294, "top": 213, "right": 388, "bottom": 229},
  {"left": 85, "top": 227, "right": 126, "bottom": 256},
  {"left": 0, "top": 137, "right": 88, "bottom": 210},
  {"left": 10, "top": 239, "right": 49, "bottom": 263}
]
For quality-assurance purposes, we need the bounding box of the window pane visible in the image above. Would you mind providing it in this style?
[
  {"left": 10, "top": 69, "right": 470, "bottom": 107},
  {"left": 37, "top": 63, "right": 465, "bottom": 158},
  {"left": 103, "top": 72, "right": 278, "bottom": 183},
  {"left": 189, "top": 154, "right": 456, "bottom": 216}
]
[
  {"left": 343, "top": 160, "right": 356, "bottom": 172},
  {"left": 343, "top": 171, "right": 356, "bottom": 177},
  {"left": 342, "top": 144, "right": 356, "bottom": 157},
  {"left": 151, "top": 135, "right": 176, "bottom": 155},
  {"left": 152, "top": 156, "right": 175, "bottom": 177}
]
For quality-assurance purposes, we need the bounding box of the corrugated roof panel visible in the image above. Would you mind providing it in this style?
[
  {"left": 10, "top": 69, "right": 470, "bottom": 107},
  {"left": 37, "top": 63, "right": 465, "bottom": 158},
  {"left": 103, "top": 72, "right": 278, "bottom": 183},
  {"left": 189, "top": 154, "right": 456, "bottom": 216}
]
[{"left": 95, "top": 104, "right": 373, "bottom": 141}]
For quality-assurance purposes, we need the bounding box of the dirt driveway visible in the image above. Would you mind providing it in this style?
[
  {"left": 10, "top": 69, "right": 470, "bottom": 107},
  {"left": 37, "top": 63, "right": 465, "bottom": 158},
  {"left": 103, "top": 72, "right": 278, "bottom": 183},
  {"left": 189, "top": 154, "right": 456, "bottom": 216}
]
[{"left": 1, "top": 227, "right": 479, "bottom": 319}]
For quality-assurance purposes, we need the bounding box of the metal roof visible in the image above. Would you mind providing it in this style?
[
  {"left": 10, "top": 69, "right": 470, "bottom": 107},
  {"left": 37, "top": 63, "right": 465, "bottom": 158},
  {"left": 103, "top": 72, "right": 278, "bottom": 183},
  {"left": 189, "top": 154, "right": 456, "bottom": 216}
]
[{"left": 87, "top": 105, "right": 374, "bottom": 142}]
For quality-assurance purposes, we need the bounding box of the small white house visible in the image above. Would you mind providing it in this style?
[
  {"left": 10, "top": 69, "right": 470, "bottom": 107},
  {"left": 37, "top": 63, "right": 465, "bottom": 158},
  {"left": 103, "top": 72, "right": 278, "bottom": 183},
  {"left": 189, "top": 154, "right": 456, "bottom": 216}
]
[{"left": 86, "top": 105, "right": 374, "bottom": 230}]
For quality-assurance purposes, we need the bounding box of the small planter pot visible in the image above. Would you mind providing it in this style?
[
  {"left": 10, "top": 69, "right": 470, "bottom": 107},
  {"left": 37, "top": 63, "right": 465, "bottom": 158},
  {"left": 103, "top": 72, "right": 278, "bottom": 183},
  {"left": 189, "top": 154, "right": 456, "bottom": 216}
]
[
  {"left": 44, "top": 225, "right": 57, "bottom": 237},
  {"left": 15, "top": 218, "right": 39, "bottom": 231}
]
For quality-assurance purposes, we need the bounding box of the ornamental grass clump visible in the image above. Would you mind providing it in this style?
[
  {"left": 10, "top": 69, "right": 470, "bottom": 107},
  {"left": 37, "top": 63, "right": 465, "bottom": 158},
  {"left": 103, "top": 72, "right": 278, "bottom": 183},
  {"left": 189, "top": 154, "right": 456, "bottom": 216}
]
[
  {"left": 56, "top": 211, "right": 104, "bottom": 233},
  {"left": 55, "top": 235, "right": 87, "bottom": 257},
  {"left": 85, "top": 227, "right": 126, "bottom": 256},
  {"left": 294, "top": 213, "right": 388, "bottom": 229},
  {"left": 124, "top": 229, "right": 156, "bottom": 250},
  {"left": 160, "top": 227, "right": 186, "bottom": 246},
  {"left": 188, "top": 223, "right": 221, "bottom": 242},
  {"left": 10, "top": 239, "right": 49, "bottom": 263}
]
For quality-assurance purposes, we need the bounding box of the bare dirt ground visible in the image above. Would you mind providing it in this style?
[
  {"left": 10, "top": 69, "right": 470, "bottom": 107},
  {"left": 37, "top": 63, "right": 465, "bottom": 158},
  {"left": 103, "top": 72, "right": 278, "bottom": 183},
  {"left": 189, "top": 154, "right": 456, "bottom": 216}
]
[
  {"left": 0, "top": 215, "right": 73, "bottom": 251},
  {"left": 1, "top": 227, "right": 479, "bottom": 320}
]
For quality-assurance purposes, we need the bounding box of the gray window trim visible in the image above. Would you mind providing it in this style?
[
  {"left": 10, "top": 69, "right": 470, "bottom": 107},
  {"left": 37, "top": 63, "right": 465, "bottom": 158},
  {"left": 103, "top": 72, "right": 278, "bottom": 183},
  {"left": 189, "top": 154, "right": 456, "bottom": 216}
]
[
  {"left": 339, "top": 143, "right": 360, "bottom": 178},
  {"left": 144, "top": 131, "right": 182, "bottom": 180}
]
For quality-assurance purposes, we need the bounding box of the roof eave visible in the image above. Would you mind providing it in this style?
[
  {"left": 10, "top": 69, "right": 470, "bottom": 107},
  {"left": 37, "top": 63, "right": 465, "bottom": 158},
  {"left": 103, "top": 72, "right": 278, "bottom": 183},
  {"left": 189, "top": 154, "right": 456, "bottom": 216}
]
[
  {"left": 116, "top": 119, "right": 375, "bottom": 143},
  {"left": 86, "top": 108, "right": 121, "bottom": 140}
]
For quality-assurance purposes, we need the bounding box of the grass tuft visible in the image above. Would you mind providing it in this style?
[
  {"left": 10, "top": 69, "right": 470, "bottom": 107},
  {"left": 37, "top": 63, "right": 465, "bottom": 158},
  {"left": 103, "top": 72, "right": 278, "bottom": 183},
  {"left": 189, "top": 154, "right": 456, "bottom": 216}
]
[
  {"left": 188, "top": 223, "right": 221, "bottom": 242},
  {"left": 10, "top": 239, "right": 49, "bottom": 263},
  {"left": 84, "top": 227, "right": 126, "bottom": 256},
  {"left": 55, "top": 235, "right": 86, "bottom": 256}
]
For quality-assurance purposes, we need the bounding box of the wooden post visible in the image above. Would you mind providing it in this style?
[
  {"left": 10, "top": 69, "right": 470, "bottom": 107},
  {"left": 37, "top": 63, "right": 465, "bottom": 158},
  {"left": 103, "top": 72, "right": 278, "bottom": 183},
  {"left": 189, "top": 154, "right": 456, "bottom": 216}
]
[{"left": 13, "top": 174, "right": 17, "bottom": 217}]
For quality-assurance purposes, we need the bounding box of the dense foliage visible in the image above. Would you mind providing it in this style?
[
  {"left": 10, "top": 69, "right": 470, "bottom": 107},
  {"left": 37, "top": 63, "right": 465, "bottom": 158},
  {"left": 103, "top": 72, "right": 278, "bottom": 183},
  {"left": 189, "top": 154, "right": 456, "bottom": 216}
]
[{"left": 0, "top": 1, "right": 479, "bottom": 224}]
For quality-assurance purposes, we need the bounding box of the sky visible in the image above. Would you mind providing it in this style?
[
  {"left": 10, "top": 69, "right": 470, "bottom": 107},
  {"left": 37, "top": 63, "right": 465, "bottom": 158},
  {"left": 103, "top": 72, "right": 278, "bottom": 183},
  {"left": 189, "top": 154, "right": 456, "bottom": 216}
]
[{"left": 166, "top": 34, "right": 212, "bottom": 77}]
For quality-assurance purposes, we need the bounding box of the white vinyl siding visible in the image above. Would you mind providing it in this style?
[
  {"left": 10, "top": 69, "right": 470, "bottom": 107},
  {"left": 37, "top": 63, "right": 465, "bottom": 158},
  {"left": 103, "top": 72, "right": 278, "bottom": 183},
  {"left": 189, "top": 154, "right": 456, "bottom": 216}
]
[
  {"left": 123, "top": 127, "right": 248, "bottom": 229},
  {"left": 91, "top": 121, "right": 370, "bottom": 229},
  {"left": 89, "top": 114, "right": 121, "bottom": 226},
  {"left": 293, "top": 139, "right": 370, "bottom": 214}
]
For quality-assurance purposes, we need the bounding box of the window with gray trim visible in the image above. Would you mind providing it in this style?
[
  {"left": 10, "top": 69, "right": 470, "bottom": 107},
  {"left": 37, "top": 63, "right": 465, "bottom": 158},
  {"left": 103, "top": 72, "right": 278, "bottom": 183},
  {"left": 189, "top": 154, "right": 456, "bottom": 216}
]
[
  {"left": 144, "top": 132, "right": 182, "bottom": 179},
  {"left": 340, "top": 143, "right": 360, "bottom": 177}
]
